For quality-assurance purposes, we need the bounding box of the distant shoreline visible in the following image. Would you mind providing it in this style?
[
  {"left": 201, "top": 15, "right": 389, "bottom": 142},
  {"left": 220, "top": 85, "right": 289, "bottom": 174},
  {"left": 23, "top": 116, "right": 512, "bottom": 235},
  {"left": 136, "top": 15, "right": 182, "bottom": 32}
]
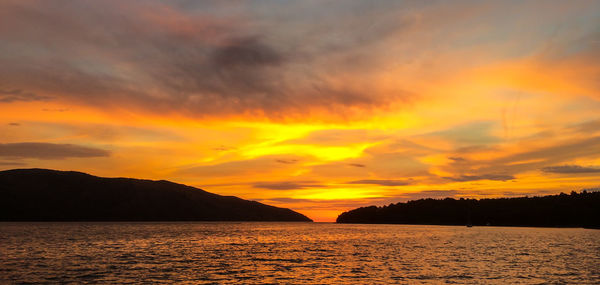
[
  {"left": 336, "top": 222, "right": 600, "bottom": 230},
  {"left": 336, "top": 191, "right": 600, "bottom": 228},
  {"left": 0, "top": 221, "right": 595, "bottom": 230}
]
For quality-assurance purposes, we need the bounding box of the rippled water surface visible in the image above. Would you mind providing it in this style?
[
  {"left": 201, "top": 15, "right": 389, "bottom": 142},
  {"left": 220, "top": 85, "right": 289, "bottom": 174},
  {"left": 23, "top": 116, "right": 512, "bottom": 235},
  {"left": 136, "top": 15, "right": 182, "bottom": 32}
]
[{"left": 1, "top": 222, "right": 599, "bottom": 284}]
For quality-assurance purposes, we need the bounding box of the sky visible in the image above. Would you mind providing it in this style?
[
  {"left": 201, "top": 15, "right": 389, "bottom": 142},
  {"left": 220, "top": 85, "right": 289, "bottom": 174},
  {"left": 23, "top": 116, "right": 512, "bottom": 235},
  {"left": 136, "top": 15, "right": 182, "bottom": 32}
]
[{"left": 1, "top": 0, "right": 599, "bottom": 221}]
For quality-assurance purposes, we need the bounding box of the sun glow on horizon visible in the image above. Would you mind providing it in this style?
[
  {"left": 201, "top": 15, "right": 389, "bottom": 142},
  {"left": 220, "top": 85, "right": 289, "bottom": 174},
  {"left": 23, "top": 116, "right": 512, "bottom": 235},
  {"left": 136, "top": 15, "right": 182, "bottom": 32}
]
[{"left": 1, "top": 1, "right": 600, "bottom": 221}]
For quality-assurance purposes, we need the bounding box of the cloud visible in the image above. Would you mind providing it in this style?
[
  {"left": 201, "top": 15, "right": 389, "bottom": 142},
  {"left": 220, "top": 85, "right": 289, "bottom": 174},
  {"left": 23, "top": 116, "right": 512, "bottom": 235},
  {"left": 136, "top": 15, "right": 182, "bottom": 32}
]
[
  {"left": 42, "top": 108, "right": 69, "bottom": 112},
  {"left": 495, "top": 136, "right": 600, "bottom": 170},
  {"left": 261, "top": 197, "right": 316, "bottom": 204},
  {"left": 174, "top": 155, "right": 304, "bottom": 177},
  {"left": 212, "top": 36, "right": 284, "bottom": 68},
  {"left": 441, "top": 136, "right": 600, "bottom": 179},
  {"left": 284, "top": 129, "right": 389, "bottom": 146},
  {"left": 0, "top": 142, "right": 110, "bottom": 159},
  {"left": 0, "top": 161, "right": 26, "bottom": 166},
  {"left": 444, "top": 174, "right": 514, "bottom": 182},
  {"left": 346, "top": 179, "right": 411, "bottom": 186},
  {"left": 387, "top": 189, "right": 561, "bottom": 202},
  {"left": 308, "top": 147, "right": 430, "bottom": 179},
  {"left": 252, "top": 181, "right": 323, "bottom": 190},
  {"left": 258, "top": 190, "right": 471, "bottom": 210},
  {"left": 0, "top": 0, "right": 426, "bottom": 119},
  {"left": 2, "top": 1, "right": 597, "bottom": 121},
  {"left": 17, "top": 122, "right": 183, "bottom": 143},
  {"left": 275, "top": 159, "right": 299, "bottom": 164},
  {"left": 542, "top": 165, "right": 600, "bottom": 174},
  {"left": 0, "top": 88, "right": 50, "bottom": 102},
  {"left": 8, "top": 122, "right": 20, "bottom": 126},
  {"left": 448, "top": 157, "right": 466, "bottom": 162},
  {"left": 567, "top": 119, "right": 600, "bottom": 134},
  {"left": 425, "top": 121, "right": 500, "bottom": 147}
]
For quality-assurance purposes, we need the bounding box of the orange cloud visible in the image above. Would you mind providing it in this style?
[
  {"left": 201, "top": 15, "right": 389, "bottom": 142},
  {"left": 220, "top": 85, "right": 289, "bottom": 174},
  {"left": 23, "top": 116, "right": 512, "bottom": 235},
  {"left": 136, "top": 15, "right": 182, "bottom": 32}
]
[{"left": 1, "top": 1, "right": 599, "bottom": 221}]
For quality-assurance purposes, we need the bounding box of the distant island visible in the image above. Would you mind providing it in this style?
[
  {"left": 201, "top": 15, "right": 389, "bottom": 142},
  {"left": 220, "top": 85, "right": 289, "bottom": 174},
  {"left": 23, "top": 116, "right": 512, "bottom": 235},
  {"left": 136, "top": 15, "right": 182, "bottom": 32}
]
[
  {"left": 0, "top": 169, "right": 312, "bottom": 222},
  {"left": 337, "top": 191, "right": 599, "bottom": 228}
]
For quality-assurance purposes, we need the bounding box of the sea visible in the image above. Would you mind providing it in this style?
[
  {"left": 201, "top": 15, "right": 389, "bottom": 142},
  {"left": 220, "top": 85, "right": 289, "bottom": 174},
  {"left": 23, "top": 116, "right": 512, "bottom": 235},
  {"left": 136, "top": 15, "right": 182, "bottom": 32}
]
[{"left": 1, "top": 222, "right": 598, "bottom": 284}]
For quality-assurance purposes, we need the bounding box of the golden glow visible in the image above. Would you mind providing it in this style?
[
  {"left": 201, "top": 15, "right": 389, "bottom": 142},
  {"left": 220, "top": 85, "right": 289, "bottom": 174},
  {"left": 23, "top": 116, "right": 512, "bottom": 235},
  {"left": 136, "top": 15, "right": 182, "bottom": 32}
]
[
  {"left": 1, "top": 1, "right": 599, "bottom": 222},
  {"left": 299, "top": 188, "right": 382, "bottom": 201}
]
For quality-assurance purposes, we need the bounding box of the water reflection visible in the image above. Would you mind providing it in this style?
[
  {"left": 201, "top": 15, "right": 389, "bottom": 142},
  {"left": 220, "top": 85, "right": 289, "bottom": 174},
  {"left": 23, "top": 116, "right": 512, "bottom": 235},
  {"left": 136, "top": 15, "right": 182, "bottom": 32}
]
[{"left": 1, "top": 222, "right": 598, "bottom": 284}]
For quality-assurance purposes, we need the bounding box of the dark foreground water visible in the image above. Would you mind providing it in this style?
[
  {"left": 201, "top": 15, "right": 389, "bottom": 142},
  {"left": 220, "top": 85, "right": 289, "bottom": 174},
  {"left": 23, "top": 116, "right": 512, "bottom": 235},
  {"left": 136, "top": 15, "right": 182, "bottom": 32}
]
[{"left": 1, "top": 223, "right": 599, "bottom": 284}]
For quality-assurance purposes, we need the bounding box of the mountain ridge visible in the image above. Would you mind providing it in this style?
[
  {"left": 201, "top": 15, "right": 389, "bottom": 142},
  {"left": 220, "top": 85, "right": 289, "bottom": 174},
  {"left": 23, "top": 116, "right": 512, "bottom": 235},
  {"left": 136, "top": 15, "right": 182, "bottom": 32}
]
[{"left": 0, "top": 168, "right": 312, "bottom": 222}]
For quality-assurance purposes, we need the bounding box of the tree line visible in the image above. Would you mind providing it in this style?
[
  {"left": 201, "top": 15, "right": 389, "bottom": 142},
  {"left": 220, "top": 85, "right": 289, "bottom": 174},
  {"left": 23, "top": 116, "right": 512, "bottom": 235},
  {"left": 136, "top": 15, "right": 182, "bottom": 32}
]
[{"left": 336, "top": 190, "right": 600, "bottom": 228}]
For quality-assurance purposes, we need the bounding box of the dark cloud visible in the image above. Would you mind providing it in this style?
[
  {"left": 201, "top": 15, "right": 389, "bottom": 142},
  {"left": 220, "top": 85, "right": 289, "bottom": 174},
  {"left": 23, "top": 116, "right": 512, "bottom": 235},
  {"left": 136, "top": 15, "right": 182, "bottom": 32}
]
[
  {"left": 275, "top": 159, "right": 298, "bottom": 164},
  {"left": 503, "top": 136, "right": 600, "bottom": 165},
  {"left": 8, "top": 122, "right": 20, "bottom": 126},
  {"left": 0, "top": 88, "right": 50, "bottom": 102},
  {"left": 442, "top": 136, "right": 600, "bottom": 179},
  {"left": 0, "top": 142, "right": 110, "bottom": 159},
  {"left": 252, "top": 181, "right": 323, "bottom": 190},
  {"left": 19, "top": 122, "right": 183, "bottom": 143},
  {"left": 0, "top": 1, "right": 415, "bottom": 119},
  {"left": 348, "top": 163, "right": 366, "bottom": 167},
  {"left": 567, "top": 119, "right": 600, "bottom": 134},
  {"left": 448, "top": 156, "right": 466, "bottom": 162},
  {"left": 42, "top": 108, "right": 69, "bottom": 112},
  {"left": 444, "top": 174, "right": 514, "bottom": 182},
  {"left": 542, "top": 165, "right": 600, "bottom": 174},
  {"left": 156, "top": 35, "right": 289, "bottom": 107},
  {"left": 346, "top": 179, "right": 411, "bottom": 186},
  {"left": 212, "top": 36, "right": 284, "bottom": 68},
  {"left": 262, "top": 197, "right": 316, "bottom": 204}
]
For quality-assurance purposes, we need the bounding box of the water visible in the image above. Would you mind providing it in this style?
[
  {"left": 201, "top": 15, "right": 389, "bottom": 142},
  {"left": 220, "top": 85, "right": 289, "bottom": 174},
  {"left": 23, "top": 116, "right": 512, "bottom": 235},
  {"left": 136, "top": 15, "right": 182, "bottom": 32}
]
[{"left": 1, "top": 223, "right": 598, "bottom": 284}]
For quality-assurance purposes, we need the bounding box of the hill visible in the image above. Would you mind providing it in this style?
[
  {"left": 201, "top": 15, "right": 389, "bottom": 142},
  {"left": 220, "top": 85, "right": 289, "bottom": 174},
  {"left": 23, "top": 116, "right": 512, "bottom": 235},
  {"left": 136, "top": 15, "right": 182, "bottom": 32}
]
[
  {"left": 0, "top": 169, "right": 312, "bottom": 222},
  {"left": 336, "top": 191, "right": 599, "bottom": 228}
]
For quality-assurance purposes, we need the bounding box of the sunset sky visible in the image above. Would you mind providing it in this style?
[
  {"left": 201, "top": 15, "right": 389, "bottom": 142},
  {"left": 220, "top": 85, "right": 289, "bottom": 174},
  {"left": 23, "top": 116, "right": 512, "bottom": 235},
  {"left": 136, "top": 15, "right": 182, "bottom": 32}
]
[{"left": 1, "top": 1, "right": 599, "bottom": 221}]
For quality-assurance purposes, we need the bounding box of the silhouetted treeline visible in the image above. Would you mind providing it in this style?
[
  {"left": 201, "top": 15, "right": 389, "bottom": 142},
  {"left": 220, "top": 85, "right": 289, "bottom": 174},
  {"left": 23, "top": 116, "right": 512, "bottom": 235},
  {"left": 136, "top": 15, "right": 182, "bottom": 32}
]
[
  {"left": 0, "top": 169, "right": 312, "bottom": 222},
  {"left": 336, "top": 191, "right": 600, "bottom": 228}
]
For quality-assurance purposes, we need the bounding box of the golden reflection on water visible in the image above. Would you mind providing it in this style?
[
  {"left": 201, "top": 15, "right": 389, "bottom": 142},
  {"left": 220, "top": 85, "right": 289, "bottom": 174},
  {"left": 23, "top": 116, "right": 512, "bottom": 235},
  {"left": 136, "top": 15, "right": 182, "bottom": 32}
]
[{"left": 1, "top": 222, "right": 599, "bottom": 284}]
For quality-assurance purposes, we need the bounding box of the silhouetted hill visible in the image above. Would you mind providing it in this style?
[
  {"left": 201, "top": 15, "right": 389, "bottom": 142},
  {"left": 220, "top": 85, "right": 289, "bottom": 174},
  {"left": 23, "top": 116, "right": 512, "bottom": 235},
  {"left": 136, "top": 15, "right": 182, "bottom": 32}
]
[
  {"left": 336, "top": 191, "right": 600, "bottom": 228},
  {"left": 0, "top": 169, "right": 312, "bottom": 222}
]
